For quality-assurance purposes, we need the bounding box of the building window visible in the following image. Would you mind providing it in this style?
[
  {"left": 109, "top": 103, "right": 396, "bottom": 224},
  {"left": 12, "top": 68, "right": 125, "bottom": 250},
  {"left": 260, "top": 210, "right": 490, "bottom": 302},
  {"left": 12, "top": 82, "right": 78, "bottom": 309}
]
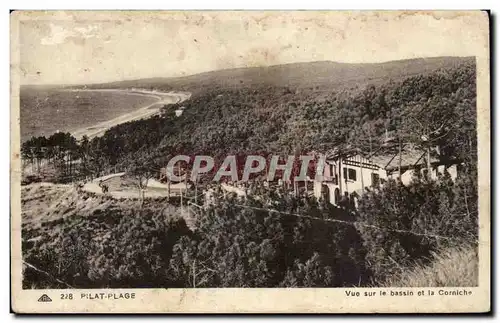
[
  {"left": 321, "top": 185, "right": 330, "bottom": 204},
  {"left": 371, "top": 173, "right": 380, "bottom": 187},
  {"left": 349, "top": 169, "right": 357, "bottom": 181},
  {"left": 334, "top": 188, "right": 340, "bottom": 204},
  {"left": 343, "top": 168, "right": 357, "bottom": 181}
]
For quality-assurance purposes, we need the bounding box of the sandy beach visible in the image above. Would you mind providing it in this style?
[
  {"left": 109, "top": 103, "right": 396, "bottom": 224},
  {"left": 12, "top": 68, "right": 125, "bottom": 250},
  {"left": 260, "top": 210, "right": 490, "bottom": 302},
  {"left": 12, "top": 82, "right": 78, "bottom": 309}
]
[
  {"left": 68, "top": 89, "right": 191, "bottom": 140},
  {"left": 22, "top": 89, "right": 190, "bottom": 176}
]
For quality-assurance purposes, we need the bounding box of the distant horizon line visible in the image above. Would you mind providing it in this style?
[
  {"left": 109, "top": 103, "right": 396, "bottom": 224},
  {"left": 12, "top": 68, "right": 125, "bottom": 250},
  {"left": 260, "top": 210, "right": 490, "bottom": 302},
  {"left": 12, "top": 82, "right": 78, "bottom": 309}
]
[{"left": 20, "top": 55, "right": 474, "bottom": 87}]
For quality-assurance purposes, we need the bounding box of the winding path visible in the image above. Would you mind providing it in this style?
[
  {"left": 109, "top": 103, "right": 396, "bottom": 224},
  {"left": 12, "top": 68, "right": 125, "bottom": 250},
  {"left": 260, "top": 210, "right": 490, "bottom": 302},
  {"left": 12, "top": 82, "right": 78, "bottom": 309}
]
[{"left": 82, "top": 172, "right": 188, "bottom": 199}]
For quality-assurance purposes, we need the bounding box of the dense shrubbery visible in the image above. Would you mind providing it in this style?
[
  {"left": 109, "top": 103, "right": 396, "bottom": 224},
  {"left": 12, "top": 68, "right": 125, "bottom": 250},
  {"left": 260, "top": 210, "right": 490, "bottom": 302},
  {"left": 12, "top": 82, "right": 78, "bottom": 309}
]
[
  {"left": 356, "top": 170, "right": 478, "bottom": 283},
  {"left": 23, "top": 171, "right": 478, "bottom": 288},
  {"left": 22, "top": 205, "right": 190, "bottom": 288},
  {"left": 168, "top": 194, "right": 368, "bottom": 287}
]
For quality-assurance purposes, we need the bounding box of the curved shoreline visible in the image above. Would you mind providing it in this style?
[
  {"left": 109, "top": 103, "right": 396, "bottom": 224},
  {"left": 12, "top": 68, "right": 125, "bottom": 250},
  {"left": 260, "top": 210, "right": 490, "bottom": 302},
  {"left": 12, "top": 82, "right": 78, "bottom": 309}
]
[
  {"left": 22, "top": 89, "right": 190, "bottom": 176},
  {"left": 66, "top": 89, "right": 191, "bottom": 140}
]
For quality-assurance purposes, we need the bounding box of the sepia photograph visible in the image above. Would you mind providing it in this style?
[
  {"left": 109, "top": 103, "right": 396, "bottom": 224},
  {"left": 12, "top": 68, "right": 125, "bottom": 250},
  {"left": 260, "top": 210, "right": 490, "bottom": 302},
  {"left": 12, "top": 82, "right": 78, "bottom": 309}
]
[{"left": 10, "top": 10, "right": 490, "bottom": 313}]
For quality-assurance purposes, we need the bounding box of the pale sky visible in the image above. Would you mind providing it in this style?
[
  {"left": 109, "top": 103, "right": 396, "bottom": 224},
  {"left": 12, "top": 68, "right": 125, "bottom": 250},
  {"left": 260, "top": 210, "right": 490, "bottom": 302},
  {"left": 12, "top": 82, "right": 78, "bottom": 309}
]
[{"left": 15, "top": 11, "right": 488, "bottom": 85}]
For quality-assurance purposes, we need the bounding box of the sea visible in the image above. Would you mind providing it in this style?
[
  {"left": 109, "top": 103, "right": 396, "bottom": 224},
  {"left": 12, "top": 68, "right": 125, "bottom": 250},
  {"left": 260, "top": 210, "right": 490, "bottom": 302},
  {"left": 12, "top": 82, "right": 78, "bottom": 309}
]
[{"left": 20, "top": 88, "right": 158, "bottom": 142}]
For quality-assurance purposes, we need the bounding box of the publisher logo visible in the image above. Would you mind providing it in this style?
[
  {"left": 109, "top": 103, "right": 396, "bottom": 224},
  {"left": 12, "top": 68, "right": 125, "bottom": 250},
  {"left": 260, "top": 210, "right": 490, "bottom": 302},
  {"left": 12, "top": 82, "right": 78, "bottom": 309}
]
[{"left": 37, "top": 294, "right": 52, "bottom": 302}]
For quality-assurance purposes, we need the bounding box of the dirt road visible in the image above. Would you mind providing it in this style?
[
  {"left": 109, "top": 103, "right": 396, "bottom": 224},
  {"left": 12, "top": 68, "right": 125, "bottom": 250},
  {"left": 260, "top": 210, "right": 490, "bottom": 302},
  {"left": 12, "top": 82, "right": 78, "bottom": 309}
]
[{"left": 82, "top": 173, "right": 188, "bottom": 199}]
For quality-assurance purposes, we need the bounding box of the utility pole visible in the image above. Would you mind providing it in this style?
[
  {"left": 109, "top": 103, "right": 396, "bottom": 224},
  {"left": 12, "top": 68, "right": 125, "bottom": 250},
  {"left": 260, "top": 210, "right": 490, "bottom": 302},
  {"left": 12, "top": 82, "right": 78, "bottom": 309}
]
[
  {"left": 369, "top": 128, "right": 373, "bottom": 157},
  {"left": 192, "top": 259, "right": 196, "bottom": 288},
  {"left": 398, "top": 135, "right": 402, "bottom": 179},
  {"left": 360, "top": 156, "right": 364, "bottom": 190},
  {"left": 338, "top": 154, "right": 343, "bottom": 194},
  {"left": 409, "top": 115, "right": 443, "bottom": 180}
]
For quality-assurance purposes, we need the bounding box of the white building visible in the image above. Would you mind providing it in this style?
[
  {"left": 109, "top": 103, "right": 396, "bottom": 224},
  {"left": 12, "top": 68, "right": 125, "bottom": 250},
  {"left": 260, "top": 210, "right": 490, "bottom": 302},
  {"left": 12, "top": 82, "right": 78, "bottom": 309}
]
[
  {"left": 313, "top": 154, "right": 387, "bottom": 207},
  {"left": 313, "top": 147, "right": 460, "bottom": 208}
]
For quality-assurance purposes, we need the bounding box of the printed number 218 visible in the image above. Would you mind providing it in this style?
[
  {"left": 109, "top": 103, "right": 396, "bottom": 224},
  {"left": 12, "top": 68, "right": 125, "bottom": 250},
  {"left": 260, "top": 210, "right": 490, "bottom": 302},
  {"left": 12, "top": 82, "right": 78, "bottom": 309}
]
[{"left": 60, "top": 293, "right": 73, "bottom": 300}]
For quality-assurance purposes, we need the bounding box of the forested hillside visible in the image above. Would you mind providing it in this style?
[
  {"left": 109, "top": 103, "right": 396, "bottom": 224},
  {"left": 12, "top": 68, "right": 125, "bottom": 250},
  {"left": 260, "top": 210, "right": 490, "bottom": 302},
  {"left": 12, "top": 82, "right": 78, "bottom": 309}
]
[
  {"left": 21, "top": 57, "right": 479, "bottom": 288},
  {"left": 87, "top": 57, "right": 471, "bottom": 94},
  {"left": 74, "top": 57, "right": 476, "bottom": 175}
]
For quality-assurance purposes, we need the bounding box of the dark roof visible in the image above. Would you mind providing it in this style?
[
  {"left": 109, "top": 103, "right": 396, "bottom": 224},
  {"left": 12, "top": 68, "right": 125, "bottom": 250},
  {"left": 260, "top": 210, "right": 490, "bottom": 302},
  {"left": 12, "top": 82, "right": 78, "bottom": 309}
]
[{"left": 373, "top": 147, "right": 446, "bottom": 172}]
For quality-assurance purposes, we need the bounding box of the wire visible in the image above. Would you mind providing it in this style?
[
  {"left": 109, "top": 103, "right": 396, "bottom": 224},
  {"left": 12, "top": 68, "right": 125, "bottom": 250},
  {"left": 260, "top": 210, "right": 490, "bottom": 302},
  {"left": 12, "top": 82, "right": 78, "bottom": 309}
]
[
  {"left": 22, "top": 260, "right": 74, "bottom": 288},
  {"left": 216, "top": 203, "right": 461, "bottom": 242}
]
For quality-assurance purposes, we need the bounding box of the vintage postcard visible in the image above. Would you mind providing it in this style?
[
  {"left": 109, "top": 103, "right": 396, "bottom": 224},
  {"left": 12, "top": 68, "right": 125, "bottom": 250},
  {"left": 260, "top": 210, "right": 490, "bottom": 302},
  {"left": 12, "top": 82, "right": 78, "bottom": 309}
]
[{"left": 10, "top": 10, "right": 490, "bottom": 313}]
